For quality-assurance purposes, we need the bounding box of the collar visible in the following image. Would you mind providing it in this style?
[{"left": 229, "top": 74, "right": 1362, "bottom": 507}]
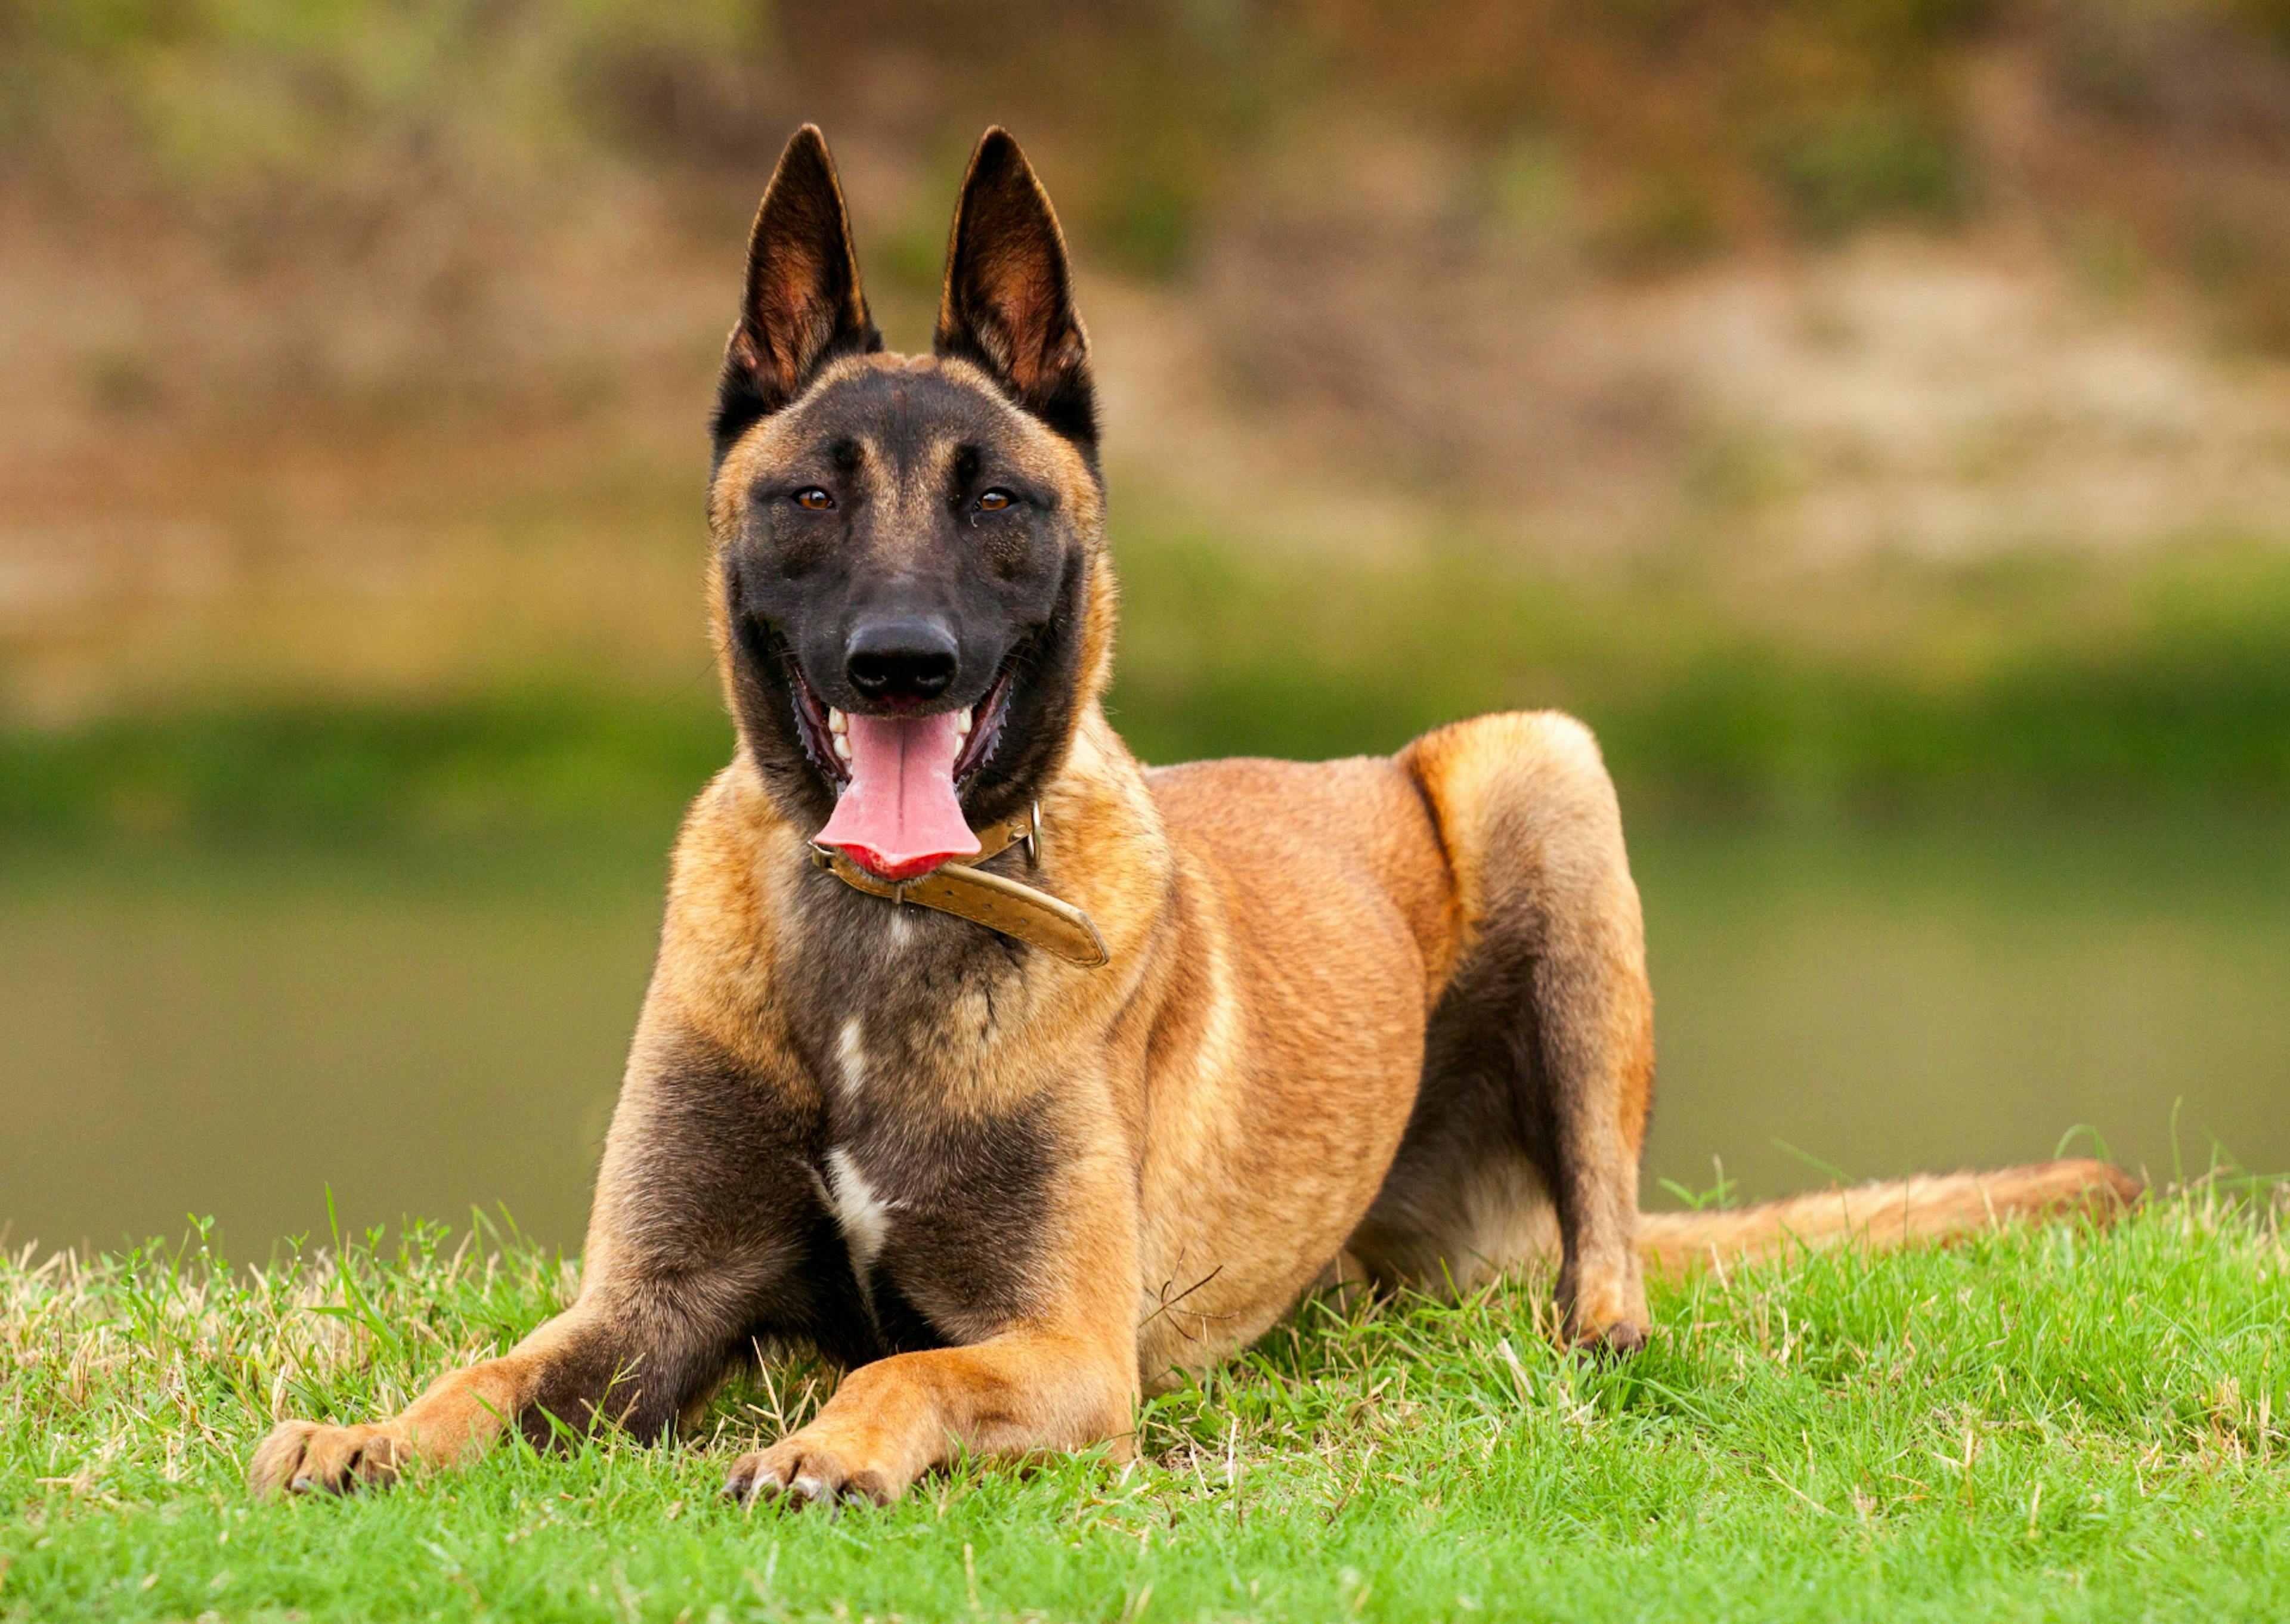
[{"left": 807, "top": 801, "right": 1110, "bottom": 968}]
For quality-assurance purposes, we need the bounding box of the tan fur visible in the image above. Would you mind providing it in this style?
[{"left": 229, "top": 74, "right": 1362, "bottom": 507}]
[
  {"left": 249, "top": 127, "right": 2143, "bottom": 1506},
  {"left": 1638, "top": 1160, "right": 2144, "bottom": 1273}
]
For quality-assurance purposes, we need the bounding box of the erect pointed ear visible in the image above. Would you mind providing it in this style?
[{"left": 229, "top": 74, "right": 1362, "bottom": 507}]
[
  {"left": 713, "top": 125, "right": 881, "bottom": 458},
  {"left": 933, "top": 128, "right": 1097, "bottom": 454}
]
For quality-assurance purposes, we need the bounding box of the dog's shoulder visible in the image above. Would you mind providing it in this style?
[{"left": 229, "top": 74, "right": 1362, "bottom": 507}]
[{"left": 642, "top": 758, "right": 812, "bottom": 1067}]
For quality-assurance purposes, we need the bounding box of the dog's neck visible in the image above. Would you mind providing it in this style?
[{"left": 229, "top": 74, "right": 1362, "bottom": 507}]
[
  {"left": 807, "top": 806, "right": 1110, "bottom": 967},
  {"left": 735, "top": 698, "right": 1174, "bottom": 960}
]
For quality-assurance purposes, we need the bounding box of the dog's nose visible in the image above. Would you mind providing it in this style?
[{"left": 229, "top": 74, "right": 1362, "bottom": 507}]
[{"left": 846, "top": 619, "right": 958, "bottom": 702}]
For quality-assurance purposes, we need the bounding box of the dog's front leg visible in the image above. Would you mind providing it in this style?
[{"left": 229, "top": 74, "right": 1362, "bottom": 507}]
[
  {"left": 250, "top": 1022, "right": 821, "bottom": 1496},
  {"left": 725, "top": 1324, "right": 1137, "bottom": 1507},
  {"left": 726, "top": 1142, "right": 1144, "bottom": 1508},
  {"left": 247, "top": 1287, "right": 732, "bottom": 1496}
]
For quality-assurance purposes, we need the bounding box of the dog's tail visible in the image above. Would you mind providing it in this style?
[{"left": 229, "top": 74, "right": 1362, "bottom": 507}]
[{"left": 1636, "top": 1157, "right": 2143, "bottom": 1273}]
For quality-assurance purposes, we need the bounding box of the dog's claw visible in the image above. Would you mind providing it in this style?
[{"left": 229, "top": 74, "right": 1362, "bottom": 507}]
[
  {"left": 1566, "top": 1319, "right": 1658, "bottom": 1356},
  {"left": 1572, "top": 1320, "right": 1648, "bottom": 1359},
  {"left": 724, "top": 1437, "right": 894, "bottom": 1511},
  {"left": 1599, "top": 1322, "right": 1648, "bottom": 1357},
  {"left": 724, "top": 1452, "right": 790, "bottom": 1508},
  {"left": 250, "top": 1419, "right": 402, "bottom": 1498}
]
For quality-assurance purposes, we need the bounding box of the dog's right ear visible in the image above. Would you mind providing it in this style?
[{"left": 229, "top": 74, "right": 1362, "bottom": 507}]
[
  {"left": 934, "top": 128, "right": 1097, "bottom": 457},
  {"left": 713, "top": 125, "right": 881, "bottom": 461}
]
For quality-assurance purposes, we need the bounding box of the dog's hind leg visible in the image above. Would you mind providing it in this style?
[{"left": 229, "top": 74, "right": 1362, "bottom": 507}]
[{"left": 1362, "top": 712, "right": 1654, "bottom": 1351}]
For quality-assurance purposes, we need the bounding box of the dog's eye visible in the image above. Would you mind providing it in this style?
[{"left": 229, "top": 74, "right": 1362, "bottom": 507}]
[
  {"left": 975, "top": 489, "right": 1015, "bottom": 512},
  {"left": 792, "top": 488, "right": 834, "bottom": 511}
]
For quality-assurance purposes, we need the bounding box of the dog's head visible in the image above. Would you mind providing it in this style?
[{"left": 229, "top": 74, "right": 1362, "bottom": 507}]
[{"left": 706, "top": 126, "right": 1112, "bottom": 882}]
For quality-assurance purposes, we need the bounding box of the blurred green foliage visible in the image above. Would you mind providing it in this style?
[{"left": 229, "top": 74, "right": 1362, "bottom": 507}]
[
  {"left": 1109, "top": 527, "right": 2290, "bottom": 818},
  {"left": 6, "top": 535, "right": 2286, "bottom": 840},
  {"left": 0, "top": 693, "right": 733, "bottom": 842},
  {"left": 1763, "top": 107, "right": 1971, "bottom": 239},
  {"left": 2, "top": 0, "right": 2287, "bottom": 833},
  {"left": 5, "top": 0, "right": 763, "bottom": 144},
  {"left": 8, "top": 0, "right": 2289, "bottom": 277}
]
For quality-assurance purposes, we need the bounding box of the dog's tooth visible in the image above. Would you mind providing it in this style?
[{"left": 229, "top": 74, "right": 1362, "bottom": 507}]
[
  {"left": 833, "top": 734, "right": 852, "bottom": 762},
  {"left": 955, "top": 707, "right": 973, "bottom": 736},
  {"left": 828, "top": 708, "right": 847, "bottom": 735}
]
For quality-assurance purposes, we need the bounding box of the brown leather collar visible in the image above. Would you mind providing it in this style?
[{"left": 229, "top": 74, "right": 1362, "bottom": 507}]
[{"left": 808, "top": 802, "right": 1110, "bottom": 968}]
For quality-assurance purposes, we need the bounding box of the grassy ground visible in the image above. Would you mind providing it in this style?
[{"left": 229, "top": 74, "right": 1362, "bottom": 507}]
[{"left": 2, "top": 1189, "right": 2285, "bottom": 1623}]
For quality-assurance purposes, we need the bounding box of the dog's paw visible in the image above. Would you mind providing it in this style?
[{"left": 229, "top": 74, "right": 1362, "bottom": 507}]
[
  {"left": 1559, "top": 1272, "right": 1651, "bottom": 1360},
  {"left": 723, "top": 1430, "right": 898, "bottom": 1510},
  {"left": 247, "top": 1419, "right": 403, "bottom": 1498},
  {"left": 1570, "top": 1319, "right": 1648, "bottom": 1359}
]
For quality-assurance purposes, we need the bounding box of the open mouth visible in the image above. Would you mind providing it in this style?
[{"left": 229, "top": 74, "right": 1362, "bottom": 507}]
[
  {"left": 785, "top": 647, "right": 1019, "bottom": 882},
  {"left": 787, "top": 656, "right": 1015, "bottom": 794}
]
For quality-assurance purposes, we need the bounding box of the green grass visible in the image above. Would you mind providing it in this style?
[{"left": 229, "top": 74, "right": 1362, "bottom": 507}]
[{"left": 4, "top": 1189, "right": 2286, "bottom": 1622}]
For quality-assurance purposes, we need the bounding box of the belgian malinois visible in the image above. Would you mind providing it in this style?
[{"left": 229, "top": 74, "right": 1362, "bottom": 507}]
[{"left": 250, "top": 126, "right": 2139, "bottom": 1505}]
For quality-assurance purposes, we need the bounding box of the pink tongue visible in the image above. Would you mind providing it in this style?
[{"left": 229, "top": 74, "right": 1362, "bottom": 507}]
[{"left": 815, "top": 712, "right": 981, "bottom": 881}]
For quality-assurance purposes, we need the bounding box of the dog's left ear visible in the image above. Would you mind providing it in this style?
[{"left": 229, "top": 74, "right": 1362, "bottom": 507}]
[
  {"left": 934, "top": 128, "right": 1097, "bottom": 455},
  {"left": 714, "top": 125, "right": 881, "bottom": 459}
]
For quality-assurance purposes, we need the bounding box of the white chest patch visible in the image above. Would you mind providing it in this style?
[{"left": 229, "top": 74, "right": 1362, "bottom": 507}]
[
  {"left": 822, "top": 1146, "right": 895, "bottom": 1288},
  {"left": 834, "top": 1018, "right": 865, "bottom": 1099}
]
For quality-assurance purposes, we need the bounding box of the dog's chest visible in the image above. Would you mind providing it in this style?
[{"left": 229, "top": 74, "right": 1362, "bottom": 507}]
[{"left": 803, "top": 1010, "right": 1053, "bottom": 1349}]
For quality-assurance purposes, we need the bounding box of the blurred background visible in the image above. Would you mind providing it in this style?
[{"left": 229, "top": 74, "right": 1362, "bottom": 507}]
[{"left": 3, "top": 0, "right": 2286, "bottom": 1256}]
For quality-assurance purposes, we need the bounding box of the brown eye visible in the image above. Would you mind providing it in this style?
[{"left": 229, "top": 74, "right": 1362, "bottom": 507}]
[
  {"left": 976, "top": 489, "right": 1014, "bottom": 512},
  {"left": 793, "top": 487, "right": 834, "bottom": 510}
]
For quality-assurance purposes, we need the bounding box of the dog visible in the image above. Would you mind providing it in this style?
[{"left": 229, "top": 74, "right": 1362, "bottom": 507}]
[{"left": 249, "top": 126, "right": 2140, "bottom": 1506}]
